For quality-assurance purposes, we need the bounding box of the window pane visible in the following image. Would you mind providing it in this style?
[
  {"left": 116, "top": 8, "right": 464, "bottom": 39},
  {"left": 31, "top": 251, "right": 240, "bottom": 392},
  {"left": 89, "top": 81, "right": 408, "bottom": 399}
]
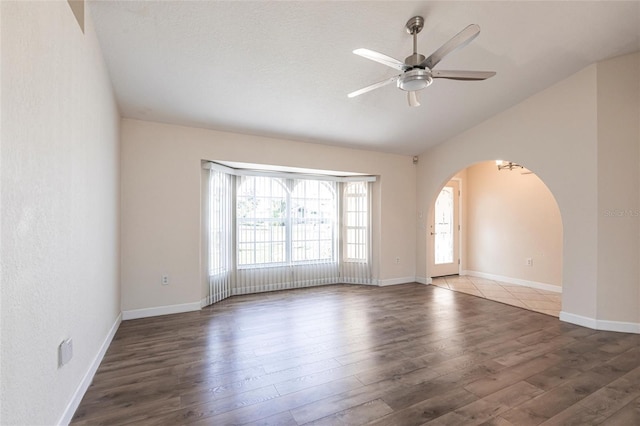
[
  {"left": 237, "top": 177, "right": 288, "bottom": 266},
  {"left": 344, "top": 183, "right": 368, "bottom": 262},
  {"left": 237, "top": 177, "right": 337, "bottom": 267},
  {"left": 434, "top": 186, "right": 454, "bottom": 264},
  {"left": 347, "top": 212, "right": 357, "bottom": 225},
  {"left": 237, "top": 243, "right": 254, "bottom": 265},
  {"left": 320, "top": 240, "right": 333, "bottom": 259},
  {"left": 318, "top": 223, "right": 332, "bottom": 239},
  {"left": 272, "top": 242, "right": 285, "bottom": 263},
  {"left": 291, "top": 180, "right": 336, "bottom": 263}
]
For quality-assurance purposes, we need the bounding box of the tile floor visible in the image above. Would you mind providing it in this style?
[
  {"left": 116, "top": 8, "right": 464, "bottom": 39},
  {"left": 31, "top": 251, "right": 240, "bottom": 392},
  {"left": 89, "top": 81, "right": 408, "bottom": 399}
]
[{"left": 431, "top": 275, "right": 561, "bottom": 317}]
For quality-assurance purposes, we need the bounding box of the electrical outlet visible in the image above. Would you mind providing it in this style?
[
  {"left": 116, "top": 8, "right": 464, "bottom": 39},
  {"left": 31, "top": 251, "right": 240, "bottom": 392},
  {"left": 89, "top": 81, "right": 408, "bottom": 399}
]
[
  {"left": 525, "top": 258, "right": 533, "bottom": 266},
  {"left": 59, "top": 339, "right": 73, "bottom": 367},
  {"left": 395, "top": 257, "right": 400, "bottom": 264},
  {"left": 162, "top": 274, "right": 169, "bottom": 285}
]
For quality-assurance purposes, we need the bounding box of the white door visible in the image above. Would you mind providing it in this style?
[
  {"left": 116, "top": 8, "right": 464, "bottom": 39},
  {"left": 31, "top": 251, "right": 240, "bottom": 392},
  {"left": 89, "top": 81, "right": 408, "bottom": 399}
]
[{"left": 430, "top": 180, "right": 460, "bottom": 277}]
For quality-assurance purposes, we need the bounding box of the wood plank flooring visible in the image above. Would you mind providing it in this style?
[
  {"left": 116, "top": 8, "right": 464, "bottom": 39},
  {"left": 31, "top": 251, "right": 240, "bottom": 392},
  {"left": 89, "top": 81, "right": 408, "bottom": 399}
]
[{"left": 71, "top": 283, "right": 640, "bottom": 425}]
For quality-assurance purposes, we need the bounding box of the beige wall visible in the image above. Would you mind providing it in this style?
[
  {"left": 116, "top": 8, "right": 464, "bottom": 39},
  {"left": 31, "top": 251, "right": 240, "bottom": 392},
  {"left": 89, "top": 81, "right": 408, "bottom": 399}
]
[
  {"left": 120, "top": 119, "right": 417, "bottom": 312},
  {"left": 596, "top": 53, "right": 640, "bottom": 323},
  {"left": 417, "top": 52, "right": 640, "bottom": 329},
  {"left": 417, "top": 64, "right": 599, "bottom": 319},
  {"left": 464, "top": 162, "right": 562, "bottom": 287},
  {"left": 1, "top": 2, "right": 121, "bottom": 424}
]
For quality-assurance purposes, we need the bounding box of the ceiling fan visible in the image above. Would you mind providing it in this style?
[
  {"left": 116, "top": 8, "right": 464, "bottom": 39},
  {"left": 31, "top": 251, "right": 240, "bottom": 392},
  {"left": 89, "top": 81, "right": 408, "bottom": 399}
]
[{"left": 348, "top": 16, "right": 496, "bottom": 107}]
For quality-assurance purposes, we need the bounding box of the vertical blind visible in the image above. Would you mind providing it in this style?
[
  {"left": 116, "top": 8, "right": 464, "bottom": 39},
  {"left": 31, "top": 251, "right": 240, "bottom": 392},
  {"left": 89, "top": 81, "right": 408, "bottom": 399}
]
[
  {"left": 205, "top": 163, "right": 375, "bottom": 306},
  {"left": 208, "top": 169, "right": 232, "bottom": 304}
]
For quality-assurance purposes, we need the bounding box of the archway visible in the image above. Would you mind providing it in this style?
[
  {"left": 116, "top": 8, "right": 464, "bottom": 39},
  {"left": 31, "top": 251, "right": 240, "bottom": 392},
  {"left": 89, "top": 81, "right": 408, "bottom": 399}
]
[{"left": 426, "top": 160, "right": 563, "bottom": 317}]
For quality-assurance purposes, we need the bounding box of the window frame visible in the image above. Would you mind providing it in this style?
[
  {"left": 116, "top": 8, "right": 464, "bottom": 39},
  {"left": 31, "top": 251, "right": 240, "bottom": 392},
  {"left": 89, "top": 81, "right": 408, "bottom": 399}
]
[
  {"left": 343, "top": 181, "right": 369, "bottom": 263},
  {"left": 235, "top": 176, "right": 338, "bottom": 269},
  {"left": 290, "top": 180, "right": 337, "bottom": 265}
]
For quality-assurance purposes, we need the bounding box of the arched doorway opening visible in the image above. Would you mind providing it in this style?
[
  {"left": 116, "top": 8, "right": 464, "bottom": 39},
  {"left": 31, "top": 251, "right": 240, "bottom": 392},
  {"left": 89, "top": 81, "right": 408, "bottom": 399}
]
[{"left": 427, "top": 160, "right": 563, "bottom": 317}]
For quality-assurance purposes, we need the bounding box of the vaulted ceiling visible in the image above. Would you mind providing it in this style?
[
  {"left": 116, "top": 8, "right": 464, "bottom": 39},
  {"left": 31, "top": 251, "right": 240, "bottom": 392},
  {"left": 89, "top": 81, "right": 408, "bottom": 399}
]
[{"left": 90, "top": 1, "right": 640, "bottom": 155}]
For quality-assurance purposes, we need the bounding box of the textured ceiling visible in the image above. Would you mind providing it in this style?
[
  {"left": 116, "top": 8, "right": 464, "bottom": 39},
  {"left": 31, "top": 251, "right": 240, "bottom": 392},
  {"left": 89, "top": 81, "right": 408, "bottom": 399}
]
[{"left": 89, "top": 1, "right": 640, "bottom": 155}]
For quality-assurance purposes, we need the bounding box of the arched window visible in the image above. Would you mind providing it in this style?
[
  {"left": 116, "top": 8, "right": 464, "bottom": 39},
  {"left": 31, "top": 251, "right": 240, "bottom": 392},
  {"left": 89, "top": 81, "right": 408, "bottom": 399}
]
[
  {"left": 236, "top": 176, "right": 288, "bottom": 266},
  {"left": 236, "top": 176, "right": 337, "bottom": 267},
  {"left": 291, "top": 180, "right": 336, "bottom": 262}
]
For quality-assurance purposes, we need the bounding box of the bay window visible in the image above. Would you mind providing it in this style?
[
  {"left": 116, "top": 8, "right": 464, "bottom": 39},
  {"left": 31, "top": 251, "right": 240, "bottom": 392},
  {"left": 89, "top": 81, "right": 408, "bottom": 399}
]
[{"left": 205, "top": 162, "right": 373, "bottom": 304}]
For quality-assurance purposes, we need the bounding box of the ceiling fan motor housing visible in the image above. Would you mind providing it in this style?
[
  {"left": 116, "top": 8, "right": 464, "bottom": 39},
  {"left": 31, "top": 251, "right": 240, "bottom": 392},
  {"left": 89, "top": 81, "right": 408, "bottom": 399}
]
[
  {"left": 398, "top": 69, "right": 433, "bottom": 91},
  {"left": 398, "top": 18, "right": 431, "bottom": 92}
]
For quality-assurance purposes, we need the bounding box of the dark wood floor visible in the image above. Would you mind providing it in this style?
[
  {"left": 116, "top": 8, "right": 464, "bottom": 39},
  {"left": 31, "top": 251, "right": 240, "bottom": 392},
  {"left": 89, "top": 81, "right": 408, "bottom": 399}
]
[{"left": 71, "top": 283, "right": 640, "bottom": 425}]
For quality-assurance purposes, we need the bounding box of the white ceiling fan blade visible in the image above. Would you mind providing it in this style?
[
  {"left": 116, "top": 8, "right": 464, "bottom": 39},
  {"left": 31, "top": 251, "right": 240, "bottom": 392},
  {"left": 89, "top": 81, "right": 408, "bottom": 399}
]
[
  {"left": 353, "top": 48, "right": 407, "bottom": 71},
  {"left": 420, "top": 24, "right": 481, "bottom": 70},
  {"left": 348, "top": 75, "right": 400, "bottom": 98},
  {"left": 432, "top": 70, "right": 496, "bottom": 80},
  {"left": 408, "top": 91, "right": 420, "bottom": 107}
]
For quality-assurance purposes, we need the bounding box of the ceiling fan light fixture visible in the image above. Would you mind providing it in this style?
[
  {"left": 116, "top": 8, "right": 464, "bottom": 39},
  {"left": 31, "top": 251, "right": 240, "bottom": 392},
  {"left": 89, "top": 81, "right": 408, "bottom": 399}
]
[
  {"left": 496, "top": 160, "right": 524, "bottom": 171},
  {"left": 397, "top": 69, "right": 433, "bottom": 92}
]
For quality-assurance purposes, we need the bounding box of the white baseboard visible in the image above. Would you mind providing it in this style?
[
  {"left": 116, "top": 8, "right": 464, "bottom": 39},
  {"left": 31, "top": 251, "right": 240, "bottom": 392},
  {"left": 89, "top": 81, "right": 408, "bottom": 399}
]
[
  {"left": 415, "top": 276, "right": 431, "bottom": 285},
  {"left": 560, "top": 311, "right": 640, "bottom": 334},
  {"left": 122, "top": 302, "right": 201, "bottom": 320},
  {"left": 596, "top": 319, "right": 640, "bottom": 334},
  {"left": 462, "top": 270, "right": 562, "bottom": 293},
  {"left": 378, "top": 276, "right": 416, "bottom": 286},
  {"left": 559, "top": 311, "right": 596, "bottom": 329},
  {"left": 58, "top": 312, "right": 122, "bottom": 425}
]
